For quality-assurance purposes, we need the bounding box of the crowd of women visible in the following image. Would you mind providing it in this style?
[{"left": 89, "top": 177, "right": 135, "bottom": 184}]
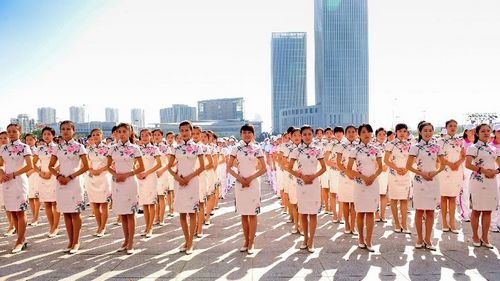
[{"left": 0, "top": 119, "right": 499, "bottom": 256}]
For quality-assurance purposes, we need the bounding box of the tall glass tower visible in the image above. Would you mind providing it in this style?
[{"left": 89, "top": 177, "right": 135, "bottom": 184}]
[
  {"left": 315, "top": 0, "right": 368, "bottom": 127},
  {"left": 271, "top": 32, "right": 307, "bottom": 134}
]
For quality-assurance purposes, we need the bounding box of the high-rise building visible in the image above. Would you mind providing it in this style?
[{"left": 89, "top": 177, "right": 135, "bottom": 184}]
[
  {"left": 69, "top": 106, "right": 86, "bottom": 123},
  {"left": 37, "top": 107, "right": 56, "bottom": 124},
  {"left": 160, "top": 104, "right": 196, "bottom": 123},
  {"left": 10, "top": 114, "right": 36, "bottom": 134},
  {"left": 105, "top": 108, "right": 119, "bottom": 123},
  {"left": 131, "top": 108, "right": 145, "bottom": 128},
  {"left": 271, "top": 32, "right": 307, "bottom": 134},
  {"left": 315, "top": 0, "right": 368, "bottom": 127},
  {"left": 198, "top": 98, "right": 244, "bottom": 121}
]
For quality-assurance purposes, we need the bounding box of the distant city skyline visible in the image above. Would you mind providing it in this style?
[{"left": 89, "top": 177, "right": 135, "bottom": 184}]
[{"left": 0, "top": 0, "right": 499, "bottom": 130}]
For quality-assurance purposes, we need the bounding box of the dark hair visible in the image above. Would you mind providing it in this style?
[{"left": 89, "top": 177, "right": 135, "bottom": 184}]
[
  {"left": 291, "top": 127, "right": 301, "bottom": 135},
  {"left": 166, "top": 131, "right": 174, "bottom": 137},
  {"left": 287, "top": 126, "right": 295, "bottom": 134},
  {"left": 139, "top": 129, "right": 152, "bottom": 140},
  {"left": 387, "top": 130, "right": 394, "bottom": 137},
  {"left": 179, "top": 121, "right": 193, "bottom": 130},
  {"left": 60, "top": 120, "right": 75, "bottom": 131},
  {"left": 7, "top": 123, "right": 22, "bottom": 132},
  {"left": 473, "top": 123, "right": 491, "bottom": 144},
  {"left": 111, "top": 126, "right": 118, "bottom": 133},
  {"left": 315, "top": 127, "right": 324, "bottom": 134},
  {"left": 324, "top": 127, "right": 333, "bottom": 133},
  {"left": 395, "top": 123, "right": 408, "bottom": 132},
  {"left": 375, "top": 127, "right": 386, "bottom": 137},
  {"left": 445, "top": 119, "right": 457, "bottom": 128},
  {"left": 25, "top": 133, "right": 36, "bottom": 141},
  {"left": 300, "top": 125, "right": 313, "bottom": 134},
  {"left": 333, "top": 126, "right": 344, "bottom": 134},
  {"left": 152, "top": 129, "right": 163, "bottom": 136},
  {"left": 116, "top": 123, "right": 134, "bottom": 143},
  {"left": 357, "top": 123, "right": 373, "bottom": 135},
  {"left": 345, "top": 125, "right": 356, "bottom": 133},
  {"left": 42, "top": 127, "right": 56, "bottom": 136},
  {"left": 240, "top": 123, "right": 255, "bottom": 134},
  {"left": 90, "top": 128, "right": 103, "bottom": 136},
  {"left": 212, "top": 133, "right": 218, "bottom": 139},
  {"left": 417, "top": 122, "right": 434, "bottom": 142},
  {"left": 0, "top": 131, "right": 7, "bottom": 136},
  {"left": 192, "top": 125, "right": 202, "bottom": 132}
]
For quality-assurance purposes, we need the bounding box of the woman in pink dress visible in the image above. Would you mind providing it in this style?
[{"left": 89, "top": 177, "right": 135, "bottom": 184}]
[
  {"left": 202, "top": 130, "right": 217, "bottom": 226},
  {"left": 152, "top": 129, "right": 169, "bottom": 225},
  {"left": 465, "top": 124, "right": 499, "bottom": 248},
  {"left": 33, "top": 127, "right": 60, "bottom": 237},
  {"left": 167, "top": 121, "right": 205, "bottom": 255},
  {"left": 0, "top": 124, "right": 33, "bottom": 253},
  {"left": 87, "top": 128, "right": 112, "bottom": 237},
  {"left": 406, "top": 122, "right": 445, "bottom": 250},
  {"left": 48, "top": 121, "right": 89, "bottom": 254},
  {"left": 283, "top": 128, "right": 302, "bottom": 234},
  {"left": 227, "top": 124, "right": 266, "bottom": 254},
  {"left": 107, "top": 123, "right": 145, "bottom": 254},
  {"left": 384, "top": 123, "right": 412, "bottom": 234},
  {"left": 192, "top": 126, "right": 210, "bottom": 238},
  {"left": 437, "top": 119, "right": 465, "bottom": 233},
  {"left": 137, "top": 129, "right": 161, "bottom": 238},
  {"left": 25, "top": 134, "right": 41, "bottom": 226},
  {"left": 347, "top": 124, "right": 383, "bottom": 252},
  {"left": 374, "top": 128, "right": 389, "bottom": 222},
  {"left": 0, "top": 131, "right": 16, "bottom": 236}
]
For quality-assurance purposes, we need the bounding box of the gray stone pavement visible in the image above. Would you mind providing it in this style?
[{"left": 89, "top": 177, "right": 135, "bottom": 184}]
[{"left": 1, "top": 180, "right": 500, "bottom": 281}]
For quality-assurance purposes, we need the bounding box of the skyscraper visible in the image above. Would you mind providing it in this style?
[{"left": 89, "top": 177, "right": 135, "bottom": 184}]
[
  {"left": 315, "top": 0, "right": 369, "bottom": 127},
  {"left": 105, "top": 108, "right": 119, "bottom": 123},
  {"left": 37, "top": 107, "right": 56, "bottom": 124},
  {"left": 198, "top": 98, "right": 244, "bottom": 121},
  {"left": 131, "top": 108, "right": 145, "bottom": 128},
  {"left": 271, "top": 32, "right": 307, "bottom": 134},
  {"left": 69, "top": 106, "right": 85, "bottom": 123},
  {"left": 160, "top": 104, "right": 196, "bottom": 123}
]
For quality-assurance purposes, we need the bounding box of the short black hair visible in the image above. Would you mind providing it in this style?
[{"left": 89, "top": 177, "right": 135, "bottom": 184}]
[
  {"left": 315, "top": 127, "right": 324, "bottom": 134},
  {"left": 375, "top": 127, "right": 386, "bottom": 136},
  {"left": 60, "top": 120, "right": 75, "bottom": 131},
  {"left": 333, "top": 126, "right": 344, "bottom": 134},
  {"left": 445, "top": 119, "right": 458, "bottom": 128},
  {"left": 357, "top": 124, "right": 373, "bottom": 134},
  {"left": 152, "top": 129, "right": 163, "bottom": 136},
  {"left": 179, "top": 121, "right": 193, "bottom": 130},
  {"left": 395, "top": 123, "right": 408, "bottom": 132},
  {"left": 300, "top": 125, "right": 313, "bottom": 134},
  {"left": 345, "top": 125, "right": 356, "bottom": 133},
  {"left": 287, "top": 126, "right": 295, "bottom": 134},
  {"left": 387, "top": 130, "right": 394, "bottom": 137},
  {"left": 42, "top": 126, "right": 56, "bottom": 136},
  {"left": 111, "top": 126, "right": 118, "bottom": 133},
  {"left": 324, "top": 127, "right": 333, "bottom": 133},
  {"left": 240, "top": 123, "right": 255, "bottom": 134},
  {"left": 166, "top": 131, "right": 174, "bottom": 137}
]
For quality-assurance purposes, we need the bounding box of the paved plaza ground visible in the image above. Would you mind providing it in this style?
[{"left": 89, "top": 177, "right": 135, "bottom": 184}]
[{"left": 1, "top": 180, "right": 500, "bottom": 280}]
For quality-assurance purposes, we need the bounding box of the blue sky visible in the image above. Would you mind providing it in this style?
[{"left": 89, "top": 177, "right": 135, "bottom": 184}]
[{"left": 1, "top": 0, "right": 499, "bottom": 131}]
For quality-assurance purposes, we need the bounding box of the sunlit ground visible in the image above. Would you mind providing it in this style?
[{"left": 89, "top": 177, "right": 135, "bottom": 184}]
[{"left": 1, "top": 179, "right": 499, "bottom": 281}]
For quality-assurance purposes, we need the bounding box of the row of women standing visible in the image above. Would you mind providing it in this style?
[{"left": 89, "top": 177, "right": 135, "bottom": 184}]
[
  {"left": 0, "top": 121, "right": 229, "bottom": 255},
  {"left": 272, "top": 121, "right": 500, "bottom": 252}
]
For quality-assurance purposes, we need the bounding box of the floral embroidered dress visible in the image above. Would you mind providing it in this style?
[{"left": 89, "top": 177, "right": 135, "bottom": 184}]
[
  {"left": 87, "top": 142, "right": 112, "bottom": 203},
  {"left": 335, "top": 140, "right": 359, "bottom": 203},
  {"left": 327, "top": 139, "right": 342, "bottom": 194},
  {"left": 54, "top": 139, "right": 87, "bottom": 213},
  {"left": 349, "top": 142, "right": 382, "bottom": 213},
  {"left": 36, "top": 142, "right": 58, "bottom": 202},
  {"left": 138, "top": 143, "right": 160, "bottom": 205},
  {"left": 374, "top": 141, "right": 389, "bottom": 195},
  {"left": 168, "top": 140, "right": 202, "bottom": 213},
  {"left": 204, "top": 144, "right": 216, "bottom": 196},
  {"left": 277, "top": 141, "right": 293, "bottom": 191},
  {"left": 409, "top": 140, "right": 444, "bottom": 210},
  {"left": 385, "top": 139, "right": 412, "bottom": 200},
  {"left": 230, "top": 141, "right": 264, "bottom": 215},
  {"left": 283, "top": 143, "right": 299, "bottom": 204},
  {"left": 28, "top": 146, "right": 40, "bottom": 199},
  {"left": 108, "top": 140, "right": 142, "bottom": 215},
  {"left": 0, "top": 140, "right": 32, "bottom": 212},
  {"left": 466, "top": 140, "right": 499, "bottom": 211},
  {"left": 155, "top": 142, "right": 170, "bottom": 195},
  {"left": 437, "top": 134, "right": 464, "bottom": 197},
  {"left": 290, "top": 142, "right": 324, "bottom": 215}
]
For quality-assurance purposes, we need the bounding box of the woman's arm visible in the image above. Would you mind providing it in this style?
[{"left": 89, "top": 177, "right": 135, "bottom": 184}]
[{"left": 69, "top": 155, "right": 89, "bottom": 178}]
